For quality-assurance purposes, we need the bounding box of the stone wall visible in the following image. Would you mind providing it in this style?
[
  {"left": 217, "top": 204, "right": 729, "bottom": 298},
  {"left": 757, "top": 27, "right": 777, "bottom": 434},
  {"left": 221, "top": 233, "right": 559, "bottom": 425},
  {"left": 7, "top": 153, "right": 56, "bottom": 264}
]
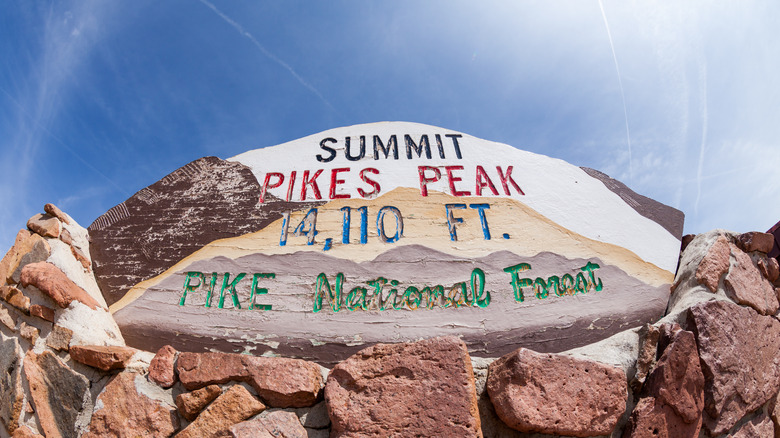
[{"left": 1, "top": 205, "right": 780, "bottom": 437}]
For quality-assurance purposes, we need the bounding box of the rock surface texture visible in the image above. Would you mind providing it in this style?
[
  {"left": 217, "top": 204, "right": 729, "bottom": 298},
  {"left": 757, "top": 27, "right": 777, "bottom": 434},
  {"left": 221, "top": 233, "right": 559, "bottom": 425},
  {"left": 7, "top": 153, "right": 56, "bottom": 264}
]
[
  {"left": 69, "top": 345, "right": 137, "bottom": 371},
  {"left": 84, "top": 372, "right": 179, "bottom": 438},
  {"left": 325, "top": 336, "right": 482, "bottom": 438},
  {"left": 20, "top": 261, "right": 102, "bottom": 310},
  {"left": 176, "top": 351, "right": 323, "bottom": 408},
  {"left": 487, "top": 348, "right": 627, "bottom": 437},
  {"left": 149, "top": 345, "right": 178, "bottom": 388},
  {"left": 176, "top": 385, "right": 266, "bottom": 438},
  {"left": 687, "top": 300, "right": 780, "bottom": 435}
]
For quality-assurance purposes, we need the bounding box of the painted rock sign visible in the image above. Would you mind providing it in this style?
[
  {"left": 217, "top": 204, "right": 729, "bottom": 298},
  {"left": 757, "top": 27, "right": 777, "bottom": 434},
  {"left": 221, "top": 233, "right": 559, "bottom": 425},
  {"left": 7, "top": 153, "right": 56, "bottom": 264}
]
[{"left": 90, "top": 122, "right": 683, "bottom": 364}]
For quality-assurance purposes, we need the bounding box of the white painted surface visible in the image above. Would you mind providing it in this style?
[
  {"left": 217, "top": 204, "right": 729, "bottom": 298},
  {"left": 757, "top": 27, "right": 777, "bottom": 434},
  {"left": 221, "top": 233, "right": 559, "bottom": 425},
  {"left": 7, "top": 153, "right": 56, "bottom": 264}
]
[{"left": 230, "top": 122, "right": 681, "bottom": 273}]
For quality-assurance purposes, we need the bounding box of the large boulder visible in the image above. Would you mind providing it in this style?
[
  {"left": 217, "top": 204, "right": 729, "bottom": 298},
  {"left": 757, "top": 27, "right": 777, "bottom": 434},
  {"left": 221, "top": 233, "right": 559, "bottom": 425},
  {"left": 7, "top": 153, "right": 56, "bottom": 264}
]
[{"left": 325, "top": 336, "right": 481, "bottom": 438}]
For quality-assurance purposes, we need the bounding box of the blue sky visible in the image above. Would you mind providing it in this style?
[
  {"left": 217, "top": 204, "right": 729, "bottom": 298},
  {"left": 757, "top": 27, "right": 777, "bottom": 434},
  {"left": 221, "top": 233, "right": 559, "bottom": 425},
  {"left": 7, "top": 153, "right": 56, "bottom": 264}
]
[{"left": 1, "top": 1, "right": 779, "bottom": 251}]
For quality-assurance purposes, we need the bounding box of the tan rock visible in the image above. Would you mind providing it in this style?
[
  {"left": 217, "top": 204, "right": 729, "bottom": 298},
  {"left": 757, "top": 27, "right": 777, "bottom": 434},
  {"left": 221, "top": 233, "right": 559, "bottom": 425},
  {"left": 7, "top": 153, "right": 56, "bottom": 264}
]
[
  {"left": 688, "top": 300, "right": 780, "bottom": 435},
  {"left": 730, "top": 413, "right": 773, "bottom": 438},
  {"left": 29, "top": 304, "right": 55, "bottom": 322},
  {"left": 1, "top": 286, "right": 30, "bottom": 314},
  {"left": 175, "top": 384, "right": 222, "bottom": 421},
  {"left": 176, "top": 385, "right": 266, "bottom": 438},
  {"left": 326, "top": 336, "right": 481, "bottom": 438},
  {"left": 44, "top": 203, "right": 70, "bottom": 225},
  {"left": 724, "top": 244, "right": 778, "bottom": 314},
  {"left": 632, "top": 324, "right": 660, "bottom": 392},
  {"left": 70, "top": 246, "right": 91, "bottom": 270},
  {"left": 84, "top": 372, "right": 179, "bottom": 438},
  {"left": 23, "top": 350, "right": 90, "bottom": 438},
  {"left": 69, "top": 345, "right": 137, "bottom": 371},
  {"left": 46, "top": 325, "right": 73, "bottom": 351},
  {"left": 59, "top": 228, "right": 73, "bottom": 245},
  {"left": 0, "top": 334, "right": 25, "bottom": 435},
  {"left": 231, "top": 411, "right": 306, "bottom": 438},
  {"left": 0, "top": 303, "right": 17, "bottom": 330},
  {"left": 488, "top": 348, "right": 626, "bottom": 437},
  {"left": 695, "top": 235, "right": 730, "bottom": 292},
  {"left": 177, "top": 352, "right": 322, "bottom": 408},
  {"left": 19, "top": 261, "right": 103, "bottom": 310},
  {"left": 149, "top": 345, "right": 178, "bottom": 388},
  {"left": 27, "top": 213, "right": 60, "bottom": 238},
  {"left": 0, "top": 231, "right": 51, "bottom": 284},
  {"left": 19, "top": 322, "right": 39, "bottom": 345},
  {"left": 736, "top": 231, "right": 775, "bottom": 253}
]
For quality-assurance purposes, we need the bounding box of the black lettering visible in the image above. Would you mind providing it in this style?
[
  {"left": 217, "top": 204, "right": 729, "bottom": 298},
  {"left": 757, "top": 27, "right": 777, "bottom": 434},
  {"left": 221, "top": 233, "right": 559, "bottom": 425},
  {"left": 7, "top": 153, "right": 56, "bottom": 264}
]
[
  {"left": 445, "top": 134, "right": 463, "bottom": 159},
  {"left": 317, "top": 138, "right": 337, "bottom": 163},
  {"left": 345, "top": 136, "right": 366, "bottom": 161},
  {"left": 373, "top": 135, "right": 398, "bottom": 160},
  {"left": 405, "top": 134, "right": 432, "bottom": 159}
]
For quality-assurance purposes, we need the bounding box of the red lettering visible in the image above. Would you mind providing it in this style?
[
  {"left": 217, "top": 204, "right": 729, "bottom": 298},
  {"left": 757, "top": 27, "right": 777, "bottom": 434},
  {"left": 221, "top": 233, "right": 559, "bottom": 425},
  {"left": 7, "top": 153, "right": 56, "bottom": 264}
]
[
  {"left": 260, "top": 172, "right": 284, "bottom": 203},
  {"left": 497, "top": 166, "right": 525, "bottom": 196},
  {"left": 300, "top": 169, "right": 323, "bottom": 200},
  {"left": 286, "top": 171, "right": 297, "bottom": 202},
  {"left": 475, "top": 165, "right": 498, "bottom": 196},
  {"left": 329, "top": 168, "right": 351, "bottom": 200},
  {"left": 358, "top": 168, "right": 381, "bottom": 198},
  {"left": 445, "top": 166, "right": 471, "bottom": 197},
  {"left": 418, "top": 166, "right": 441, "bottom": 197}
]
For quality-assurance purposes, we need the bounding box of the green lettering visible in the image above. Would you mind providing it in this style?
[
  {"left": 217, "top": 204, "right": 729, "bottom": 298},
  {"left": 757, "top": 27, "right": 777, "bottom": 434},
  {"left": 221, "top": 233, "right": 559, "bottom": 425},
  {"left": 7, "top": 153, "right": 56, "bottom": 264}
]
[
  {"left": 470, "top": 268, "right": 491, "bottom": 308},
  {"left": 580, "top": 262, "right": 603, "bottom": 291},
  {"left": 249, "top": 273, "right": 274, "bottom": 310},
  {"left": 218, "top": 273, "right": 245, "bottom": 309},
  {"left": 314, "top": 273, "right": 344, "bottom": 312},
  {"left": 180, "top": 271, "right": 204, "bottom": 306},
  {"left": 503, "top": 263, "right": 532, "bottom": 302}
]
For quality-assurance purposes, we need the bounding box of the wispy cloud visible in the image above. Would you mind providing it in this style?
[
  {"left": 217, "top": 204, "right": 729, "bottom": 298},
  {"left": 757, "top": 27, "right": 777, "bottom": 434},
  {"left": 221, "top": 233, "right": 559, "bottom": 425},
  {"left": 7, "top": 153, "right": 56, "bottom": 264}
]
[
  {"left": 197, "top": 0, "right": 341, "bottom": 116},
  {"left": 598, "top": 0, "right": 633, "bottom": 185},
  {"left": 694, "top": 61, "right": 707, "bottom": 215}
]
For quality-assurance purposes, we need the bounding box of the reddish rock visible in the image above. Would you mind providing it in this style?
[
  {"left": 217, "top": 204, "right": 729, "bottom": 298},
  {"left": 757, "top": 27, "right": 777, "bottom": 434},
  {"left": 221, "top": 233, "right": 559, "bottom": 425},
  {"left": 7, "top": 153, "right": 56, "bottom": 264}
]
[
  {"left": 326, "top": 336, "right": 481, "bottom": 438},
  {"left": 149, "top": 345, "right": 178, "bottom": 388},
  {"left": 0, "top": 286, "right": 30, "bottom": 313},
  {"left": 29, "top": 304, "right": 55, "bottom": 322},
  {"left": 0, "top": 303, "right": 16, "bottom": 330},
  {"left": 19, "top": 262, "right": 102, "bottom": 310},
  {"left": 59, "top": 228, "right": 73, "bottom": 245},
  {"left": 695, "top": 235, "right": 730, "bottom": 292},
  {"left": 724, "top": 244, "right": 778, "bottom": 314},
  {"left": 231, "top": 411, "right": 306, "bottom": 438},
  {"left": 70, "top": 246, "right": 91, "bottom": 270},
  {"left": 84, "top": 372, "right": 179, "bottom": 438},
  {"left": 46, "top": 325, "right": 73, "bottom": 351},
  {"left": 487, "top": 348, "right": 626, "bottom": 437},
  {"left": 69, "top": 345, "right": 137, "bottom": 371},
  {"left": 736, "top": 231, "right": 775, "bottom": 254},
  {"left": 177, "top": 352, "right": 322, "bottom": 408},
  {"left": 1, "top": 335, "right": 24, "bottom": 434},
  {"left": 176, "top": 385, "right": 266, "bottom": 438},
  {"left": 23, "top": 350, "right": 90, "bottom": 438},
  {"left": 27, "top": 213, "right": 60, "bottom": 238},
  {"left": 19, "top": 322, "right": 39, "bottom": 345},
  {"left": 44, "top": 203, "right": 70, "bottom": 225},
  {"left": 11, "top": 427, "right": 45, "bottom": 438},
  {"left": 758, "top": 256, "right": 780, "bottom": 282},
  {"left": 687, "top": 300, "right": 780, "bottom": 435},
  {"left": 0, "top": 231, "right": 38, "bottom": 283},
  {"left": 730, "top": 413, "right": 773, "bottom": 438},
  {"left": 176, "top": 384, "right": 222, "bottom": 421},
  {"left": 623, "top": 326, "right": 704, "bottom": 438}
]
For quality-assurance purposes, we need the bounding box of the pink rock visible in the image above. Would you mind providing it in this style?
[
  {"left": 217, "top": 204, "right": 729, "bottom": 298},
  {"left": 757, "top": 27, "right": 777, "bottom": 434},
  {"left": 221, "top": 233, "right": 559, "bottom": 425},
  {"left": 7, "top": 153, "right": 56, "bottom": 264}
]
[
  {"left": 84, "top": 372, "right": 179, "bottom": 438},
  {"left": 231, "top": 411, "right": 306, "bottom": 438},
  {"left": 326, "top": 336, "right": 481, "bottom": 438},
  {"left": 26, "top": 213, "right": 60, "bottom": 238},
  {"left": 623, "top": 325, "right": 704, "bottom": 438},
  {"left": 757, "top": 256, "right": 780, "bottom": 282},
  {"left": 176, "top": 385, "right": 222, "bottom": 421},
  {"left": 176, "top": 385, "right": 265, "bottom": 438},
  {"left": 487, "top": 348, "right": 626, "bottom": 437},
  {"left": 730, "top": 413, "right": 773, "bottom": 438},
  {"left": 695, "top": 236, "right": 730, "bottom": 292},
  {"left": 44, "top": 203, "right": 70, "bottom": 225},
  {"left": 19, "top": 262, "right": 103, "bottom": 310},
  {"left": 69, "top": 345, "right": 137, "bottom": 371},
  {"left": 687, "top": 300, "right": 780, "bottom": 435},
  {"left": 724, "top": 244, "right": 778, "bottom": 314},
  {"left": 177, "top": 352, "right": 322, "bottom": 408},
  {"left": 149, "top": 345, "right": 178, "bottom": 388},
  {"left": 736, "top": 231, "right": 775, "bottom": 253}
]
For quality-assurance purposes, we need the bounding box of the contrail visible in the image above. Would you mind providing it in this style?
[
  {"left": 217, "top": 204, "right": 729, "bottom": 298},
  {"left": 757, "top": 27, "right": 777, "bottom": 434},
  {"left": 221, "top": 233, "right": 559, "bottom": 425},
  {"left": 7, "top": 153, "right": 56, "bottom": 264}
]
[
  {"left": 0, "top": 85, "right": 129, "bottom": 196},
  {"left": 198, "top": 0, "right": 340, "bottom": 115},
  {"left": 694, "top": 62, "right": 707, "bottom": 215},
  {"left": 598, "top": 0, "right": 633, "bottom": 184}
]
